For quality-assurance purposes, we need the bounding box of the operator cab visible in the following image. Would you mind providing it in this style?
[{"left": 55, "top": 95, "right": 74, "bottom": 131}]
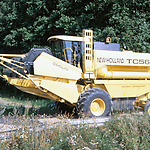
[
  {"left": 48, "top": 35, "right": 120, "bottom": 69},
  {"left": 48, "top": 35, "right": 83, "bottom": 68}
]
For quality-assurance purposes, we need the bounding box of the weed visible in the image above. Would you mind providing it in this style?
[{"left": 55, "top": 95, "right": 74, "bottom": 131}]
[
  {"left": 0, "top": 113, "right": 149, "bottom": 150},
  {"left": 0, "top": 84, "right": 149, "bottom": 149},
  {"left": 0, "top": 83, "right": 58, "bottom": 116}
]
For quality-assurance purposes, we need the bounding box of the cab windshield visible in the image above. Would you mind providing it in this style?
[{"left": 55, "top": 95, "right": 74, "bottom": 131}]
[{"left": 50, "top": 40, "right": 83, "bottom": 68}]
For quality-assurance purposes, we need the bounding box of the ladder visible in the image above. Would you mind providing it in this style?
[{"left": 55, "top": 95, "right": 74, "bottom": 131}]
[{"left": 83, "top": 29, "right": 94, "bottom": 78}]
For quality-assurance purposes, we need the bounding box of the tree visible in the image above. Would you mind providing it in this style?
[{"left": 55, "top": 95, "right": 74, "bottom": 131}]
[{"left": 0, "top": 0, "right": 149, "bottom": 53}]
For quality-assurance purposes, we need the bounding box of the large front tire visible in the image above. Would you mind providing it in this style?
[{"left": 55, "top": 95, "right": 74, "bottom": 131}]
[{"left": 76, "top": 88, "right": 112, "bottom": 118}]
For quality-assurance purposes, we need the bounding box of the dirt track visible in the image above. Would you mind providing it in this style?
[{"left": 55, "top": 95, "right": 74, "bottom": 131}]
[
  {"left": 0, "top": 97, "right": 110, "bottom": 140},
  {"left": 0, "top": 96, "right": 144, "bottom": 140},
  {"left": 0, "top": 115, "right": 109, "bottom": 140}
]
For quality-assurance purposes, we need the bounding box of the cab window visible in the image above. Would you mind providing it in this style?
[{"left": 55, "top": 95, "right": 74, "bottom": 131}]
[{"left": 50, "top": 40, "right": 83, "bottom": 68}]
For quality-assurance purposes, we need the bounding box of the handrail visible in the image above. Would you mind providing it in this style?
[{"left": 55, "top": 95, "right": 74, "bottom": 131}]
[
  {"left": 0, "top": 74, "right": 5, "bottom": 79},
  {"left": 0, "top": 57, "right": 24, "bottom": 69},
  {"left": 11, "top": 59, "right": 24, "bottom": 65},
  {"left": 0, "top": 62, "right": 28, "bottom": 79},
  {"left": 64, "top": 47, "right": 73, "bottom": 63},
  {"left": 0, "top": 54, "right": 26, "bottom": 58}
]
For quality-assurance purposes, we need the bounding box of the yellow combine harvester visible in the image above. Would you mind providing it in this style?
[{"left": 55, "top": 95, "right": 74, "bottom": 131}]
[{"left": 0, "top": 29, "right": 150, "bottom": 117}]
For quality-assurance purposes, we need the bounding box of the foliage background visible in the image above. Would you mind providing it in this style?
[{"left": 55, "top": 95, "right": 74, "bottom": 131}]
[
  {"left": 0, "top": 0, "right": 149, "bottom": 84},
  {"left": 0, "top": 0, "right": 149, "bottom": 54}
]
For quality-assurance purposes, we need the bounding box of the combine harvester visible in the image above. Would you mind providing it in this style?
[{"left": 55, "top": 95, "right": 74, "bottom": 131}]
[{"left": 0, "top": 30, "right": 150, "bottom": 117}]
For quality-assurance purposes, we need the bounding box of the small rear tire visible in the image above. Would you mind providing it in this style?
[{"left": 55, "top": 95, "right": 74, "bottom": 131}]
[
  {"left": 144, "top": 101, "right": 150, "bottom": 115},
  {"left": 76, "top": 88, "right": 112, "bottom": 118}
]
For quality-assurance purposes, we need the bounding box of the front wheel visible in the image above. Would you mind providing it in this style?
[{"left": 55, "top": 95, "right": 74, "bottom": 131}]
[
  {"left": 76, "top": 88, "right": 112, "bottom": 118},
  {"left": 144, "top": 101, "right": 150, "bottom": 115}
]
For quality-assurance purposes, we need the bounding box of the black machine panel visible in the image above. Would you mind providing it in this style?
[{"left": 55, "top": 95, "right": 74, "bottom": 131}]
[
  {"left": 3, "top": 48, "right": 52, "bottom": 78},
  {"left": 23, "top": 48, "right": 52, "bottom": 74},
  {"left": 94, "top": 42, "right": 120, "bottom": 51}
]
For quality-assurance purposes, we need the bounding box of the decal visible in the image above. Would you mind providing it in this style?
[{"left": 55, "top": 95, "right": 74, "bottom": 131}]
[
  {"left": 53, "top": 62, "right": 69, "bottom": 71},
  {"left": 97, "top": 57, "right": 124, "bottom": 63},
  {"left": 97, "top": 57, "right": 150, "bottom": 65}
]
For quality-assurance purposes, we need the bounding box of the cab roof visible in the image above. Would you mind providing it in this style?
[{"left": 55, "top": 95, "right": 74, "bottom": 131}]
[{"left": 47, "top": 35, "right": 83, "bottom": 42}]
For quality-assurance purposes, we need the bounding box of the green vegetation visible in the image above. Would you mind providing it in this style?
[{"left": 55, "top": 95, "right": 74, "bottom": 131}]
[
  {"left": 0, "top": 114, "right": 149, "bottom": 149},
  {"left": 0, "top": 0, "right": 149, "bottom": 54},
  {"left": 0, "top": 82, "right": 58, "bottom": 116}
]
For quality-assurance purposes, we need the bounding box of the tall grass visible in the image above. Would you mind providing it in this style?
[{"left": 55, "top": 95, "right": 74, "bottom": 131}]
[
  {"left": 0, "top": 83, "right": 149, "bottom": 149},
  {"left": 0, "top": 113, "right": 149, "bottom": 150},
  {"left": 0, "top": 83, "right": 58, "bottom": 116}
]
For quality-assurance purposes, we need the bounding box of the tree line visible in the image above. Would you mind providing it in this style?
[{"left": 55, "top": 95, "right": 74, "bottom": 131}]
[{"left": 0, "top": 0, "right": 149, "bottom": 54}]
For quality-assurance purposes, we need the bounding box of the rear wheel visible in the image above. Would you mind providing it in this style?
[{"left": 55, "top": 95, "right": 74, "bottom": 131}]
[
  {"left": 76, "top": 88, "right": 112, "bottom": 118},
  {"left": 144, "top": 101, "right": 150, "bottom": 115}
]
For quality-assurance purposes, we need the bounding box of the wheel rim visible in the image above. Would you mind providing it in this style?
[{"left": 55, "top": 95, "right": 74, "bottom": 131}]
[{"left": 90, "top": 98, "right": 105, "bottom": 116}]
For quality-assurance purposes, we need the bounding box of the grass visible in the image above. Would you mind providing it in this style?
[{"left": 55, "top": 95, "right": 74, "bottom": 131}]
[
  {"left": 0, "top": 82, "right": 150, "bottom": 149},
  {"left": 0, "top": 83, "right": 58, "bottom": 116},
  {"left": 0, "top": 113, "right": 149, "bottom": 150}
]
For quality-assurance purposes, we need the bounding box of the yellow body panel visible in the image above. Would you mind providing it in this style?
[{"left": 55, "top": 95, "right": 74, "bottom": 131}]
[
  {"left": 16, "top": 86, "right": 53, "bottom": 99},
  {"left": 6, "top": 76, "right": 35, "bottom": 87},
  {"left": 40, "top": 79, "right": 79, "bottom": 103},
  {"left": 4, "top": 76, "right": 78, "bottom": 102},
  {"left": 4, "top": 76, "right": 56, "bottom": 100},
  {"left": 94, "top": 80, "right": 150, "bottom": 99},
  {"left": 95, "top": 50, "right": 150, "bottom": 79},
  {"left": 34, "top": 52, "right": 82, "bottom": 80},
  {"left": 95, "top": 50, "right": 150, "bottom": 67}
]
